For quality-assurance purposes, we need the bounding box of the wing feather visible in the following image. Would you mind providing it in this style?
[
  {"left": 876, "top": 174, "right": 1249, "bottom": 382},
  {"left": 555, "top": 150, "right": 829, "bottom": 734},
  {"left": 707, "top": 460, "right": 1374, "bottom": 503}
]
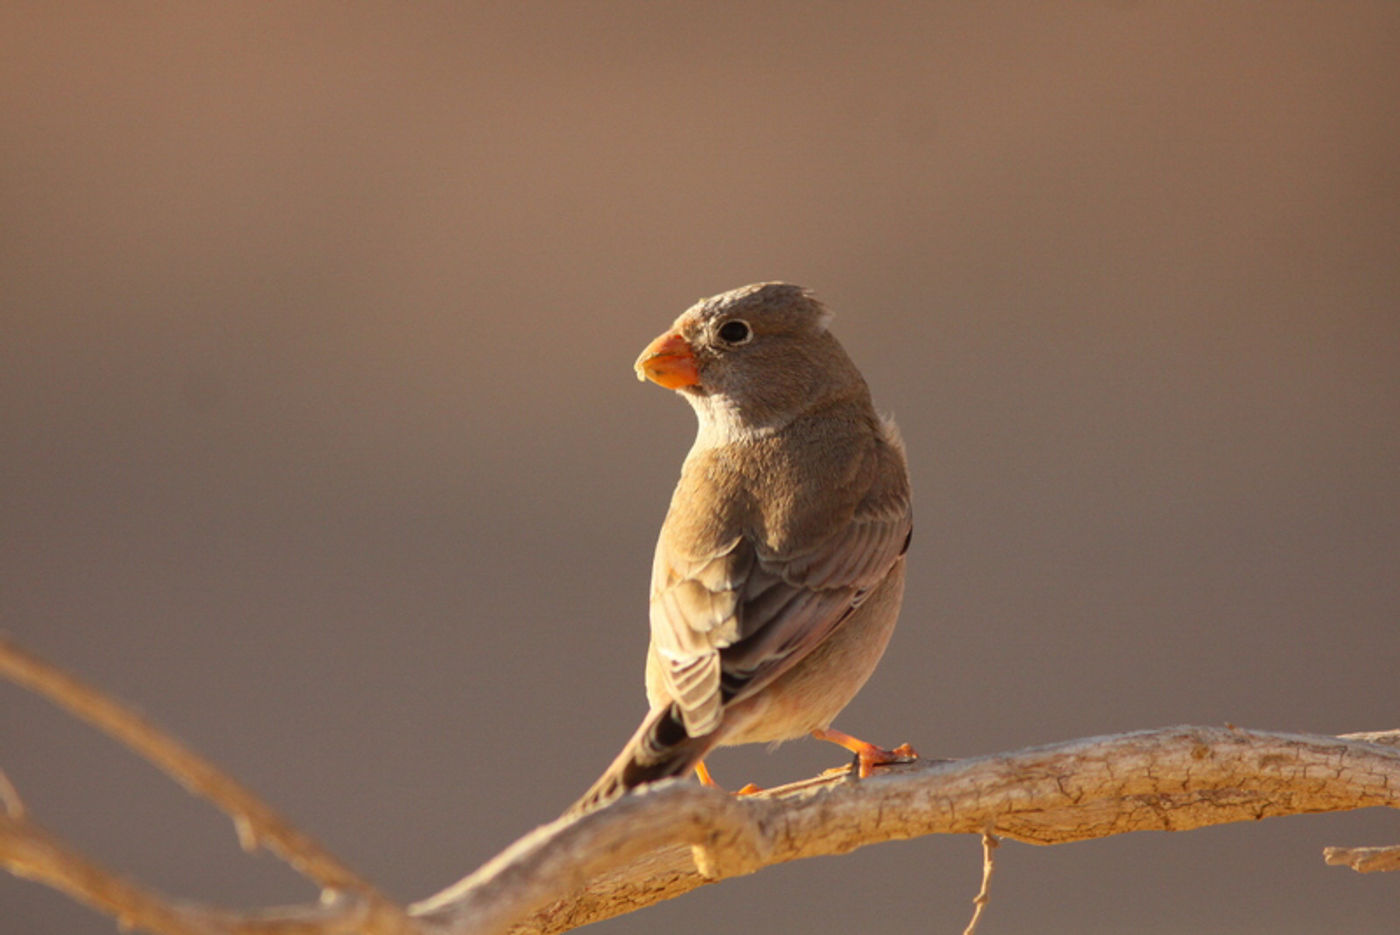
[{"left": 649, "top": 461, "right": 911, "bottom": 736}]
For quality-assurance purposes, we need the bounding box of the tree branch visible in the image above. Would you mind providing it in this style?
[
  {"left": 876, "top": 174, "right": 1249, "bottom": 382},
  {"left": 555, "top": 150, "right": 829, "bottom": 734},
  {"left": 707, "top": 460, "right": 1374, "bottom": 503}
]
[
  {"left": 960, "top": 830, "right": 998, "bottom": 935},
  {"left": 412, "top": 726, "right": 1400, "bottom": 935},
  {"left": 1323, "top": 844, "right": 1400, "bottom": 873},
  {"left": 0, "top": 636, "right": 415, "bottom": 935},
  {"left": 3, "top": 636, "right": 1396, "bottom": 935}
]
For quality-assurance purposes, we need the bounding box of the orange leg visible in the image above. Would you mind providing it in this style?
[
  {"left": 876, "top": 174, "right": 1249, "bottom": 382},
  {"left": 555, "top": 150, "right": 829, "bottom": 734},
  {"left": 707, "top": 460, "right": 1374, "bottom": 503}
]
[
  {"left": 694, "top": 759, "right": 720, "bottom": 788},
  {"left": 812, "top": 727, "right": 918, "bottom": 779},
  {"left": 694, "top": 759, "right": 763, "bottom": 795}
]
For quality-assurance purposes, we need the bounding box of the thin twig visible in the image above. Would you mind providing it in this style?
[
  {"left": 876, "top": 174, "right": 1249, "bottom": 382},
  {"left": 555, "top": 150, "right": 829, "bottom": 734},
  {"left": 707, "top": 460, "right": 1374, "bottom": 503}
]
[
  {"left": 0, "top": 801, "right": 385, "bottom": 935},
  {"left": 0, "top": 767, "right": 25, "bottom": 819},
  {"left": 962, "top": 829, "right": 999, "bottom": 935},
  {"left": 1323, "top": 845, "right": 1400, "bottom": 873},
  {"left": 1339, "top": 729, "right": 1400, "bottom": 748},
  {"left": 0, "top": 637, "right": 416, "bottom": 935},
  {"left": 1, "top": 809, "right": 214, "bottom": 935}
]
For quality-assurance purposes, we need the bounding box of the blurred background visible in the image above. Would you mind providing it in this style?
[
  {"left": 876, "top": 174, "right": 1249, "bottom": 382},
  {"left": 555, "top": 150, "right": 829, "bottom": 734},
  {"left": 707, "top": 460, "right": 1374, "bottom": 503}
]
[{"left": 2, "top": 3, "right": 1397, "bottom": 933}]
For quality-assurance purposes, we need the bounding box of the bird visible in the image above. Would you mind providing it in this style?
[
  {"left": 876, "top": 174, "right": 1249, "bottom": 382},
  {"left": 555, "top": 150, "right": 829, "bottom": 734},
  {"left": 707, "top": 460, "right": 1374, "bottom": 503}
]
[{"left": 568, "top": 282, "right": 914, "bottom": 815}]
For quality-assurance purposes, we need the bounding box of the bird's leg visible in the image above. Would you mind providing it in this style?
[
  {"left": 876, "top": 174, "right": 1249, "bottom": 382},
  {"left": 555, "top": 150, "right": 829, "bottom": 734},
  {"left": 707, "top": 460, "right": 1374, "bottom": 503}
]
[
  {"left": 694, "top": 759, "right": 763, "bottom": 795},
  {"left": 694, "top": 759, "right": 719, "bottom": 788},
  {"left": 811, "top": 727, "right": 918, "bottom": 779}
]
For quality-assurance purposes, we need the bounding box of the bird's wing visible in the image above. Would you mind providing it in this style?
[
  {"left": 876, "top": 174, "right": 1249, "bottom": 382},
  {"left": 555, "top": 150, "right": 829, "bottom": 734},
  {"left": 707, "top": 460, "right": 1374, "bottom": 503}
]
[
  {"left": 649, "top": 470, "right": 911, "bottom": 737},
  {"left": 719, "top": 492, "right": 911, "bottom": 704}
]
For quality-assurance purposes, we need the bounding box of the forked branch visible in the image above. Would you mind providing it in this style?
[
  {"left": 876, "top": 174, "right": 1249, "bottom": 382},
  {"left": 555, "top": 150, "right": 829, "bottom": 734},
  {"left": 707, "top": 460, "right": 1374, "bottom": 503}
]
[
  {"left": 2, "top": 637, "right": 1396, "bottom": 935},
  {"left": 414, "top": 725, "right": 1400, "bottom": 934}
]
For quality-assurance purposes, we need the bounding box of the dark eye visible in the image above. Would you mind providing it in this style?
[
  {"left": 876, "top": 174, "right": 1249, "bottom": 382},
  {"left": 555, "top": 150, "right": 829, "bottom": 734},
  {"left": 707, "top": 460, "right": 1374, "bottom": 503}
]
[{"left": 717, "top": 319, "right": 752, "bottom": 345}]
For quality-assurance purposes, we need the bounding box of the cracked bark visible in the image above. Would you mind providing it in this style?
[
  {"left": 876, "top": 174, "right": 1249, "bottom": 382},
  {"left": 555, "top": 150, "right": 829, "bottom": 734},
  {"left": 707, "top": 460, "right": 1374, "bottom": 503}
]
[
  {"left": 412, "top": 725, "right": 1400, "bottom": 935},
  {"left": 4, "top": 637, "right": 1396, "bottom": 935}
]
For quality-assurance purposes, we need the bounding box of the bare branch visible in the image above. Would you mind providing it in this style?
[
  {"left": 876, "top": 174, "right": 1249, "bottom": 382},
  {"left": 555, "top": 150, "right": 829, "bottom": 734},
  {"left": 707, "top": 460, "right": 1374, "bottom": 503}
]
[
  {"left": 0, "top": 810, "right": 380, "bottom": 935},
  {"left": 1339, "top": 729, "right": 1400, "bottom": 748},
  {"left": 961, "top": 830, "right": 999, "bottom": 935},
  {"left": 413, "top": 726, "right": 1400, "bottom": 935},
  {"left": 1323, "top": 844, "right": 1400, "bottom": 873},
  {"left": 1, "top": 808, "right": 215, "bottom": 935},
  {"left": 0, "top": 767, "right": 25, "bottom": 819},
  {"left": 0, "top": 795, "right": 386, "bottom": 935},
  {"left": 3, "top": 635, "right": 1396, "bottom": 935},
  {"left": 0, "top": 637, "right": 417, "bottom": 935}
]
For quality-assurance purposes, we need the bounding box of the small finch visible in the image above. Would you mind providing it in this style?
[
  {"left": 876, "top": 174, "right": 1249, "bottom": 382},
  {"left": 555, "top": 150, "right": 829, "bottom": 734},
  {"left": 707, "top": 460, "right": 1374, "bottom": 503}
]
[{"left": 570, "top": 282, "right": 914, "bottom": 814}]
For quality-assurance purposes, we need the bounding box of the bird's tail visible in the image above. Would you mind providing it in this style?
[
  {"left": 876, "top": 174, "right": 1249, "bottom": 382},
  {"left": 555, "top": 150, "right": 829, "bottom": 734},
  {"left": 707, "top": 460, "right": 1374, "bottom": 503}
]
[{"left": 566, "top": 703, "right": 715, "bottom": 816}]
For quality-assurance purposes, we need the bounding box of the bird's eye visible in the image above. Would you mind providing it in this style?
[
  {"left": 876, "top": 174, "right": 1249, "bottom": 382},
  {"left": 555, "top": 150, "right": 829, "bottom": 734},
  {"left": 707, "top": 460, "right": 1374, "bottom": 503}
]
[{"left": 717, "top": 319, "right": 752, "bottom": 345}]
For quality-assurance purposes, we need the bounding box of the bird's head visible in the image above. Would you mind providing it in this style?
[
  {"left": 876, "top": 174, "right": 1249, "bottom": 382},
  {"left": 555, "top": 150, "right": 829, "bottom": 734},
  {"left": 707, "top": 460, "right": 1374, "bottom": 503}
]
[{"left": 634, "top": 283, "right": 867, "bottom": 436}]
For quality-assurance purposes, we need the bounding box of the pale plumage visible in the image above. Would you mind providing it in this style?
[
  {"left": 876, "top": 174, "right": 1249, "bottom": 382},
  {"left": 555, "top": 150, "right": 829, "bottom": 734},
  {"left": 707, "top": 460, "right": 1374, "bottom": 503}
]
[{"left": 569, "top": 283, "right": 913, "bottom": 814}]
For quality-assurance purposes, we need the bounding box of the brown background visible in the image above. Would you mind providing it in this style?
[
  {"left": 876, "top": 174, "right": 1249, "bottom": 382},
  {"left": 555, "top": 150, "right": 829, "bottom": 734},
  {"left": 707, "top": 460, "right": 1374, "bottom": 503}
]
[{"left": 2, "top": 4, "right": 1397, "bottom": 933}]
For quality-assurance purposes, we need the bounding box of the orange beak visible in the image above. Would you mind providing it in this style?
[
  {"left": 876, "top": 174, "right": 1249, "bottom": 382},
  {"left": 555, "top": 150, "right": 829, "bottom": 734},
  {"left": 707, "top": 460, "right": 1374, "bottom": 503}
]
[{"left": 634, "top": 330, "right": 700, "bottom": 389}]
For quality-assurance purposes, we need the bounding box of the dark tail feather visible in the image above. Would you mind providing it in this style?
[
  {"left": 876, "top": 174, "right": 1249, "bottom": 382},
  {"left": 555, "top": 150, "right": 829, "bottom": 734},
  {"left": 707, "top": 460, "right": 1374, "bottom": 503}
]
[{"left": 566, "top": 704, "right": 715, "bottom": 816}]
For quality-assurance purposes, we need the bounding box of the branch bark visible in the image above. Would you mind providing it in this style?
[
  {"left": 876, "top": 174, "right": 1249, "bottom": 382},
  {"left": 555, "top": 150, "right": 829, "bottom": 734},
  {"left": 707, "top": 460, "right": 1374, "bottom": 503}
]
[
  {"left": 413, "top": 725, "right": 1400, "bottom": 934},
  {"left": 2, "top": 636, "right": 1396, "bottom": 935},
  {"left": 0, "top": 637, "right": 414, "bottom": 935}
]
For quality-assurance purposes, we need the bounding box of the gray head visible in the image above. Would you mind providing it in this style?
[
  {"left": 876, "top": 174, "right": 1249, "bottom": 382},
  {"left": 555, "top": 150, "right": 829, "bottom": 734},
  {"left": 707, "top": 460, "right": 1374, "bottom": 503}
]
[{"left": 635, "top": 282, "right": 871, "bottom": 436}]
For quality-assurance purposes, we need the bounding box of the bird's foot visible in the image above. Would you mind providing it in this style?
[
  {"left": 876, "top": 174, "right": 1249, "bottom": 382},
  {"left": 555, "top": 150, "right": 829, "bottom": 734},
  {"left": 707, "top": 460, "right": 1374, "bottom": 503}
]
[
  {"left": 812, "top": 728, "right": 918, "bottom": 779},
  {"left": 695, "top": 760, "right": 764, "bottom": 796}
]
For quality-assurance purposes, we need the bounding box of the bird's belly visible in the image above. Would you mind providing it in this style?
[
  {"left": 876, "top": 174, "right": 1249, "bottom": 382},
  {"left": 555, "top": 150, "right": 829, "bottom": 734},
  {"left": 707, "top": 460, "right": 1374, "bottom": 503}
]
[{"left": 718, "top": 557, "right": 906, "bottom": 746}]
